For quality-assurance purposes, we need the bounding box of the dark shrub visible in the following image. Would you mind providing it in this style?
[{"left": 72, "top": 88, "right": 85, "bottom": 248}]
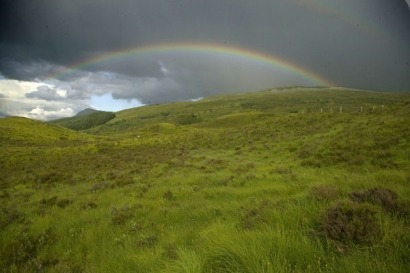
[
  {"left": 3, "top": 228, "right": 56, "bottom": 267},
  {"left": 350, "top": 187, "right": 398, "bottom": 211},
  {"left": 311, "top": 185, "right": 340, "bottom": 201},
  {"left": 81, "top": 201, "right": 98, "bottom": 209},
  {"left": 111, "top": 206, "right": 134, "bottom": 225},
  {"left": 241, "top": 208, "right": 260, "bottom": 230},
  {"left": 395, "top": 200, "right": 410, "bottom": 220},
  {"left": 39, "top": 196, "right": 58, "bottom": 207},
  {"left": 136, "top": 235, "right": 158, "bottom": 248},
  {"left": 240, "top": 200, "right": 271, "bottom": 230},
  {"left": 163, "top": 243, "right": 178, "bottom": 259},
  {"left": 56, "top": 198, "right": 73, "bottom": 208},
  {"left": 322, "top": 201, "right": 381, "bottom": 245},
  {"left": 37, "top": 172, "right": 64, "bottom": 185},
  {"left": 163, "top": 190, "right": 175, "bottom": 200},
  {"left": 89, "top": 181, "right": 110, "bottom": 192},
  {"left": 0, "top": 206, "right": 24, "bottom": 228}
]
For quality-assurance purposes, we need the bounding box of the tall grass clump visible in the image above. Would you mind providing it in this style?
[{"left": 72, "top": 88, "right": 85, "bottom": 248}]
[{"left": 166, "top": 248, "right": 205, "bottom": 273}]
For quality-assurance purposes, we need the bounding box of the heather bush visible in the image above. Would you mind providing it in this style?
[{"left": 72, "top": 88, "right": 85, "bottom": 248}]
[
  {"left": 321, "top": 201, "right": 381, "bottom": 245},
  {"left": 350, "top": 187, "right": 398, "bottom": 211}
]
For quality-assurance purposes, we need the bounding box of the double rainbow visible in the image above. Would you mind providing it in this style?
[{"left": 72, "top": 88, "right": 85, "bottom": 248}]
[{"left": 50, "top": 42, "right": 335, "bottom": 87}]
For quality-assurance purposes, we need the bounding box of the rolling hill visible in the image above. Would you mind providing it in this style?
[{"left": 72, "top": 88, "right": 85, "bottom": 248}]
[
  {"left": 0, "top": 116, "right": 94, "bottom": 145},
  {"left": 84, "top": 87, "right": 409, "bottom": 134},
  {"left": 49, "top": 109, "right": 116, "bottom": 131},
  {"left": 1, "top": 87, "right": 409, "bottom": 273}
]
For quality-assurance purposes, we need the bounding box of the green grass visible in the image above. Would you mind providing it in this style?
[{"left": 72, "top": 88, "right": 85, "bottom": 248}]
[
  {"left": 1, "top": 88, "right": 409, "bottom": 272},
  {"left": 49, "top": 110, "right": 115, "bottom": 131}
]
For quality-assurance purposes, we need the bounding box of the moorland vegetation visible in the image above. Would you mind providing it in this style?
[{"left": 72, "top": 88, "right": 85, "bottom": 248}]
[{"left": 1, "top": 88, "right": 409, "bottom": 272}]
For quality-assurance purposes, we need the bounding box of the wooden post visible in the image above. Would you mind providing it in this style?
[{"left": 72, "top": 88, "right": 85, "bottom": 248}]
[{"left": 321, "top": 108, "right": 323, "bottom": 113}]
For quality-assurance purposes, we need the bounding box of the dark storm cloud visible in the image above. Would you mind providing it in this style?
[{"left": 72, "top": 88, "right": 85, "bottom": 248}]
[
  {"left": 0, "top": 57, "right": 64, "bottom": 80},
  {"left": 0, "top": 0, "right": 409, "bottom": 119},
  {"left": 2, "top": 0, "right": 409, "bottom": 66}
]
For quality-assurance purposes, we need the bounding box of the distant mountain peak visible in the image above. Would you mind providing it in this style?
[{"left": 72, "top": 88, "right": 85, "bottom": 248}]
[{"left": 76, "top": 108, "right": 98, "bottom": 117}]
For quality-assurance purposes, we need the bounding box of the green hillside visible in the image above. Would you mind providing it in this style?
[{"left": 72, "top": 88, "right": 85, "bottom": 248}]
[
  {"left": 1, "top": 88, "right": 409, "bottom": 273},
  {"left": 86, "top": 88, "right": 409, "bottom": 134},
  {"left": 49, "top": 110, "right": 115, "bottom": 131},
  {"left": 0, "top": 117, "right": 94, "bottom": 145}
]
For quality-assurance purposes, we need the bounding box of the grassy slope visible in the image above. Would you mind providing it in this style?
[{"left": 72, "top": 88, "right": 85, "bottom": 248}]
[
  {"left": 1, "top": 88, "right": 409, "bottom": 272},
  {"left": 86, "top": 88, "right": 407, "bottom": 133},
  {"left": 49, "top": 110, "right": 116, "bottom": 131}
]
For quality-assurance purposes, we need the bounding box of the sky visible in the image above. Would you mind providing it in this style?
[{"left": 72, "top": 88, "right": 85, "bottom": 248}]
[{"left": 0, "top": 0, "right": 409, "bottom": 120}]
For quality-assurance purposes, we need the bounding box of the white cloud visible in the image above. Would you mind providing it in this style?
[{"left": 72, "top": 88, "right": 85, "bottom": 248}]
[
  {"left": 0, "top": 79, "right": 87, "bottom": 120},
  {"left": 0, "top": 79, "right": 44, "bottom": 98},
  {"left": 159, "top": 61, "right": 170, "bottom": 77},
  {"left": 190, "top": 97, "right": 203, "bottom": 102},
  {"left": 25, "top": 85, "right": 68, "bottom": 100},
  {"left": 0, "top": 65, "right": 155, "bottom": 120},
  {"left": 27, "top": 106, "right": 75, "bottom": 120}
]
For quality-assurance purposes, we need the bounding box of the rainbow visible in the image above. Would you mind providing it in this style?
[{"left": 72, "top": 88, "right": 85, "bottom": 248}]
[{"left": 49, "top": 42, "right": 335, "bottom": 87}]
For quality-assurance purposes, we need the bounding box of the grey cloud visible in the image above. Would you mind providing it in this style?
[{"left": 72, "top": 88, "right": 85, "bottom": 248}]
[
  {"left": 25, "top": 85, "right": 66, "bottom": 101},
  {"left": 59, "top": 70, "right": 183, "bottom": 104},
  {"left": 42, "top": 68, "right": 174, "bottom": 103},
  {"left": 45, "top": 51, "right": 325, "bottom": 105},
  {"left": 0, "top": 55, "right": 69, "bottom": 81},
  {"left": 0, "top": 0, "right": 409, "bottom": 111}
]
